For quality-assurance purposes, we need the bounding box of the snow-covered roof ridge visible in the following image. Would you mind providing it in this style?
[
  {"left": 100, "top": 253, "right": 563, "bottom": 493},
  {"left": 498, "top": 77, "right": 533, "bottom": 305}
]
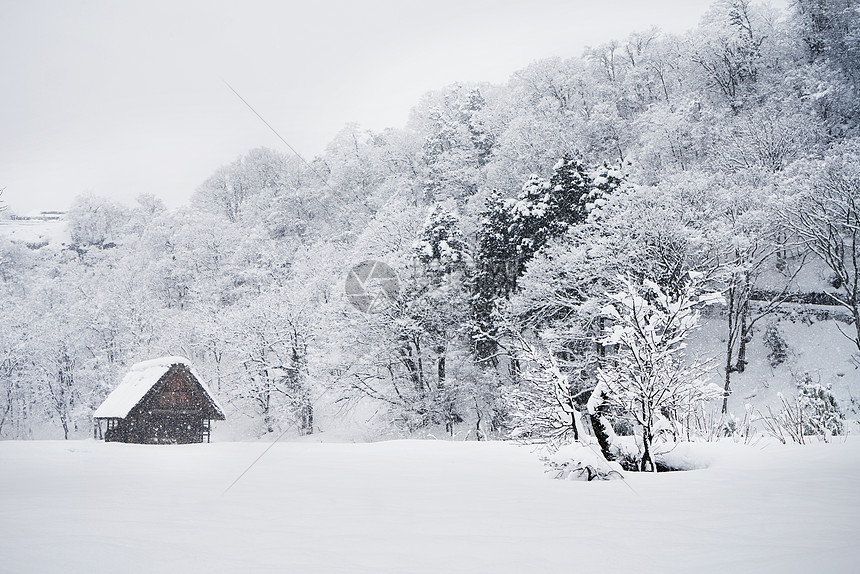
[
  {"left": 130, "top": 355, "right": 191, "bottom": 373},
  {"left": 93, "top": 356, "right": 224, "bottom": 420}
]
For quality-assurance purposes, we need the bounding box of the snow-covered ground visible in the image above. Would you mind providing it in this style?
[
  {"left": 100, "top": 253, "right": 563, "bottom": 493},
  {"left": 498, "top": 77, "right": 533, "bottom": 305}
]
[
  {"left": 690, "top": 309, "right": 860, "bottom": 422},
  {"left": 0, "top": 214, "right": 69, "bottom": 246},
  {"left": 1, "top": 438, "right": 858, "bottom": 573}
]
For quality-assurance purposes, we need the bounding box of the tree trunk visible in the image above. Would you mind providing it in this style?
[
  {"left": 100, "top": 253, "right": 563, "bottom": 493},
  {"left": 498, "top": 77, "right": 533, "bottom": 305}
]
[
  {"left": 569, "top": 405, "right": 580, "bottom": 442},
  {"left": 509, "top": 355, "right": 521, "bottom": 383},
  {"left": 736, "top": 310, "right": 749, "bottom": 374},
  {"left": 300, "top": 400, "right": 314, "bottom": 435},
  {"left": 722, "top": 285, "right": 736, "bottom": 414},
  {"left": 640, "top": 425, "right": 656, "bottom": 472},
  {"left": 722, "top": 363, "right": 732, "bottom": 415},
  {"left": 436, "top": 346, "right": 446, "bottom": 387},
  {"left": 262, "top": 390, "right": 273, "bottom": 434},
  {"left": 400, "top": 342, "right": 424, "bottom": 397},
  {"left": 735, "top": 273, "right": 751, "bottom": 373},
  {"left": 475, "top": 402, "right": 484, "bottom": 441},
  {"left": 590, "top": 413, "right": 615, "bottom": 462}
]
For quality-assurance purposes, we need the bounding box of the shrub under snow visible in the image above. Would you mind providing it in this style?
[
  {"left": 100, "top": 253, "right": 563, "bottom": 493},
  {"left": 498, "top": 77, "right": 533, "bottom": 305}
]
[{"left": 543, "top": 442, "right": 625, "bottom": 481}]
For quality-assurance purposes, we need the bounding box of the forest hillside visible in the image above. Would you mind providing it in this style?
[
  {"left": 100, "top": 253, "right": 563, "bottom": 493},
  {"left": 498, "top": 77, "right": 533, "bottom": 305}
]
[{"left": 1, "top": 0, "right": 858, "bottom": 453}]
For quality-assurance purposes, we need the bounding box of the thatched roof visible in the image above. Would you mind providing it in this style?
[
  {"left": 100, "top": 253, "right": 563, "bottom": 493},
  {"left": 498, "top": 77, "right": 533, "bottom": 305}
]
[{"left": 93, "top": 356, "right": 224, "bottom": 419}]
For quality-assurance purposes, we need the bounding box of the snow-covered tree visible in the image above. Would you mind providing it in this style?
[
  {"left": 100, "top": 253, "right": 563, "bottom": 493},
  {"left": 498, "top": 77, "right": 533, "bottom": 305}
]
[
  {"left": 503, "top": 332, "right": 590, "bottom": 444},
  {"left": 472, "top": 159, "right": 624, "bottom": 362},
  {"left": 0, "top": 293, "right": 33, "bottom": 438},
  {"left": 789, "top": 0, "right": 860, "bottom": 133},
  {"left": 411, "top": 83, "right": 494, "bottom": 203},
  {"left": 410, "top": 204, "right": 473, "bottom": 432},
  {"left": 223, "top": 289, "right": 315, "bottom": 436},
  {"left": 67, "top": 194, "right": 130, "bottom": 248},
  {"left": 668, "top": 168, "right": 800, "bottom": 413},
  {"left": 691, "top": 0, "right": 770, "bottom": 109},
  {"left": 594, "top": 274, "right": 723, "bottom": 471},
  {"left": 580, "top": 182, "right": 704, "bottom": 296},
  {"left": 785, "top": 140, "right": 860, "bottom": 353},
  {"left": 797, "top": 373, "right": 845, "bottom": 441}
]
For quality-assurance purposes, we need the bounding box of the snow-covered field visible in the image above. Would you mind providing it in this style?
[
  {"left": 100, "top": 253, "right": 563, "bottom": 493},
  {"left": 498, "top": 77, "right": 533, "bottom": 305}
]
[
  {"left": 0, "top": 215, "right": 69, "bottom": 246},
  {"left": 1, "top": 439, "right": 859, "bottom": 573}
]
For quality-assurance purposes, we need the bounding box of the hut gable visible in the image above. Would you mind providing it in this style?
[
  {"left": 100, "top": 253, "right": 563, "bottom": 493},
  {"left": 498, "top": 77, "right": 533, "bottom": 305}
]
[{"left": 94, "top": 356, "right": 225, "bottom": 444}]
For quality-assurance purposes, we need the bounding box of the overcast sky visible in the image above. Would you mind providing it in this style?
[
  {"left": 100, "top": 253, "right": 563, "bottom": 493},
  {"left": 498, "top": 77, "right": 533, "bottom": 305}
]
[{"left": 1, "top": 0, "right": 787, "bottom": 215}]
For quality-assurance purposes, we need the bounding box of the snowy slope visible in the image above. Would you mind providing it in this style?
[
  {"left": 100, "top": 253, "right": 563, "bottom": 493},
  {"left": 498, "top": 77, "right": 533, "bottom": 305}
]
[
  {"left": 0, "top": 439, "right": 858, "bottom": 573},
  {"left": 689, "top": 308, "right": 860, "bottom": 426}
]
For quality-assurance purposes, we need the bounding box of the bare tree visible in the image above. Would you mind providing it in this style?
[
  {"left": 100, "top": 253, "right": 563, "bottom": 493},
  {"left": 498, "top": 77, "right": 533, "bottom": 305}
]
[
  {"left": 712, "top": 173, "right": 806, "bottom": 413},
  {"left": 786, "top": 143, "right": 860, "bottom": 352}
]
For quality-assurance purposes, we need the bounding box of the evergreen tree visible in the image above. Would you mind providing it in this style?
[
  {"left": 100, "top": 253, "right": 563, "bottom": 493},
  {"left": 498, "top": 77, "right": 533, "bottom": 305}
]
[
  {"left": 411, "top": 205, "right": 473, "bottom": 432},
  {"left": 471, "top": 157, "right": 623, "bottom": 362}
]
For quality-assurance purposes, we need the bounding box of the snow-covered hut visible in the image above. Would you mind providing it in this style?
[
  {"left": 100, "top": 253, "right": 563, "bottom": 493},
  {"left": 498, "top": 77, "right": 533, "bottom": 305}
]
[{"left": 93, "top": 357, "right": 225, "bottom": 444}]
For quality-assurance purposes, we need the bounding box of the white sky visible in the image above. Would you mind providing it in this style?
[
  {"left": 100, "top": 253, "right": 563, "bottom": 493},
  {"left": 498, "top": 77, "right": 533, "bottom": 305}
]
[{"left": 0, "top": 0, "right": 787, "bottom": 215}]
